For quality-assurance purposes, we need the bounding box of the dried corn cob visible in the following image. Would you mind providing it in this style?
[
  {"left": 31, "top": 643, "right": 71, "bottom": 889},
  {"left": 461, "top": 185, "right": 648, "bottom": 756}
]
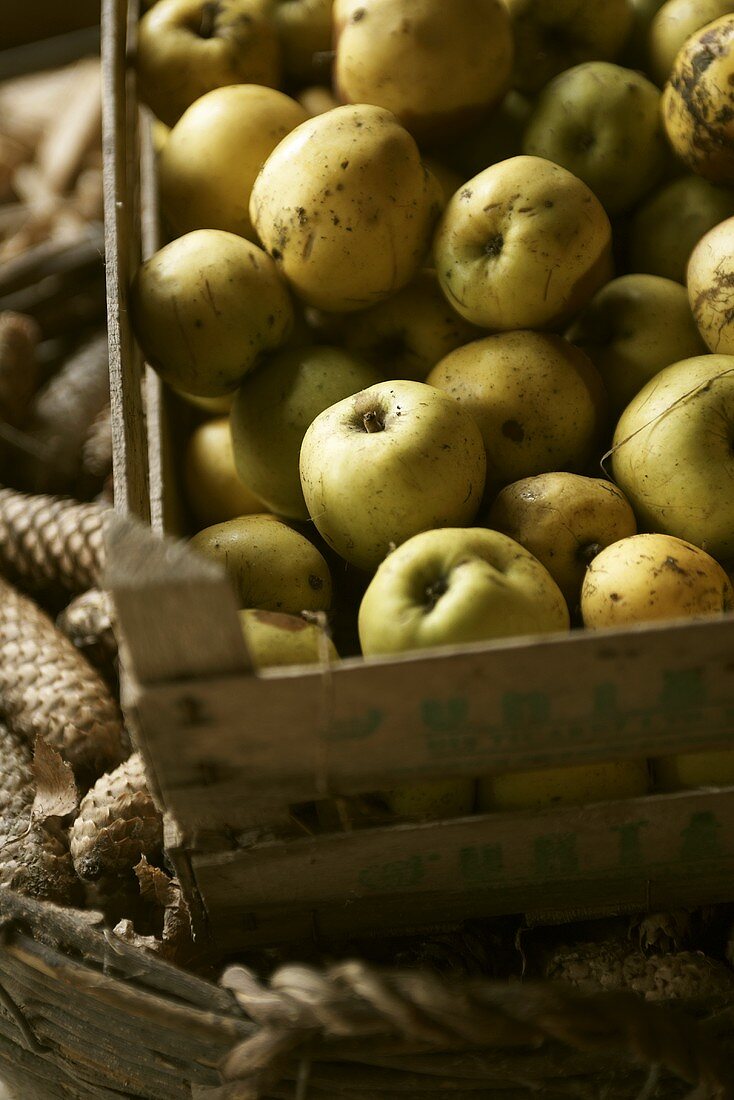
[
  {"left": 0, "top": 722, "right": 80, "bottom": 905},
  {"left": 56, "top": 588, "right": 116, "bottom": 675},
  {"left": 70, "top": 753, "right": 162, "bottom": 885},
  {"left": 0, "top": 486, "right": 108, "bottom": 595},
  {"left": 545, "top": 938, "right": 734, "bottom": 1001},
  {"left": 0, "top": 576, "right": 126, "bottom": 785}
]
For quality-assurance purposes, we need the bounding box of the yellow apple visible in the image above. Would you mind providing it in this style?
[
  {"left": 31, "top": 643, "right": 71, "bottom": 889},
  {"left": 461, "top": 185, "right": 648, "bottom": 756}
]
[
  {"left": 479, "top": 761, "right": 649, "bottom": 811},
  {"left": 427, "top": 331, "right": 608, "bottom": 493},
  {"left": 580, "top": 533, "right": 733, "bottom": 627},
  {"left": 130, "top": 230, "right": 293, "bottom": 397},
  {"left": 612, "top": 354, "right": 734, "bottom": 558},
  {"left": 136, "top": 0, "right": 281, "bottom": 127},
  {"left": 300, "top": 380, "right": 486, "bottom": 571},
  {"left": 239, "top": 609, "right": 338, "bottom": 668},
  {"left": 159, "top": 85, "right": 308, "bottom": 240},
  {"left": 358, "top": 526, "right": 569, "bottom": 656},
  {"left": 271, "top": 0, "right": 333, "bottom": 84},
  {"left": 189, "top": 514, "right": 332, "bottom": 612},
  {"left": 648, "top": 0, "right": 734, "bottom": 86},
  {"left": 653, "top": 749, "right": 734, "bottom": 790},
  {"left": 184, "top": 417, "right": 266, "bottom": 527},
  {"left": 433, "top": 156, "right": 612, "bottom": 331},
  {"left": 250, "top": 104, "right": 443, "bottom": 312},
  {"left": 333, "top": 0, "right": 513, "bottom": 140},
  {"left": 687, "top": 216, "right": 734, "bottom": 354}
]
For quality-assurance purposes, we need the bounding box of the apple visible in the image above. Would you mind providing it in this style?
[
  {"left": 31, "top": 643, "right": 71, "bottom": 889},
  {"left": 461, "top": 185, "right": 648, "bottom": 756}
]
[
  {"left": 662, "top": 14, "right": 734, "bottom": 184},
  {"left": 159, "top": 85, "right": 308, "bottom": 241},
  {"left": 230, "top": 345, "right": 383, "bottom": 520},
  {"left": 333, "top": 0, "right": 513, "bottom": 140},
  {"left": 173, "top": 389, "right": 234, "bottom": 415},
  {"left": 427, "top": 331, "right": 608, "bottom": 493},
  {"left": 379, "top": 780, "right": 476, "bottom": 821},
  {"left": 504, "top": 0, "right": 634, "bottom": 94},
  {"left": 189, "top": 514, "right": 332, "bottom": 612},
  {"left": 581, "top": 533, "right": 733, "bottom": 627},
  {"left": 271, "top": 0, "right": 333, "bottom": 84},
  {"left": 687, "top": 216, "right": 734, "bottom": 355},
  {"left": 130, "top": 230, "right": 293, "bottom": 397},
  {"left": 239, "top": 609, "right": 338, "bottom": 668},
  {"left": 297, "top": 85, "right": 341, "bottom": 117},
  {"left": 299, "top": 380, "right": 486, "bottom": 571},
  {"left": 654, "top": 749, "right": 734, "bottom": 790},
  {"left": 433, "top": 156, "right": 612, "bottom": 332},
  {"left": 250, "top": 104, "right": 443, "bottom": 312},
  {"left": 341, "top": 271, "right": 480, "bottom": 383},
  {"left": 422, "top": 159, "right": 464, "bottom": 207},
  {"left": 136, "top": 0, "right": 281, "bottom": 127},
  {"left": 487, "top": 473, "right": 637, "bottom": 608},
  {"left": 612, "top": 354, "right": 734, "bottom": 559},
  {"left": 620, "top": 0, "right": 667, "bottom": 70},
  {"left": 523, "top": 62, "right": 668, "bottom": 215},
  {"left": 628, "top": 175, "right": 734, "bottom": 284},
  {"left": 184, "top": 416, "right": 266, "bottom": 527},
  {"left": 479, "top": 761, "right": 649, "bottom": 811},
  {"left": 566, "top": 274, "right": 706, "bottom": 413},
  {"left": 648, "top": 0, "right": 734, "bottom": 86},
  {"left": 358, "top": 526, "right": 569, "bottom": 656}
]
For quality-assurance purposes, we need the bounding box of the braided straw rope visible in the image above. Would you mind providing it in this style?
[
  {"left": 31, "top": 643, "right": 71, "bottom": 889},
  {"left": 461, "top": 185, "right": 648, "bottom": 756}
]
[
  {"left": 0, "top": 487, "right": 109, "bottom": 596},
  {"left": 214, "top": 962, "right": 734, "bottom": 1099}
]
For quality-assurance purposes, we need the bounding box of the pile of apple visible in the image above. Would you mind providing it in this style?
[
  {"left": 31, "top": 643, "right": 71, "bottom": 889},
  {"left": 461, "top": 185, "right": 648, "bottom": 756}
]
[{"left": 130, "top": 0, "right": 734, "bottom": 817}]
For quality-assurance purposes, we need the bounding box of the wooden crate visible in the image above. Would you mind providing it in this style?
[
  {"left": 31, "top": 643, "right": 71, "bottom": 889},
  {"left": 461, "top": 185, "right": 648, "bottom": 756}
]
[{"left": 104, "top": 0, "right": 734, "bottom": 952}]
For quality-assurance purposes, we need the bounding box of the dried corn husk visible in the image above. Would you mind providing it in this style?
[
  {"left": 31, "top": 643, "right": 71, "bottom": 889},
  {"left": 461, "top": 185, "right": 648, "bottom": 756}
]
[
  {"left": 70, "top": 754, "right": 162, "bottom": 885},
  {"left": 0, "top": 486, "right": 108, "bottom": 595},
  {"left": 0, "top": 576, "right": 126, "bottom": 786},
  {"left": 0, "top": 724, "right": 80, "bottom": 905}
]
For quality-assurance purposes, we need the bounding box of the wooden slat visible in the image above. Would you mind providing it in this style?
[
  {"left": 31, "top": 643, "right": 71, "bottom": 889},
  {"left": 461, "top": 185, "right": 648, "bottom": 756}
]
[
  {"left": 102, "top": 0, "right": 151, "bottom": 522},
  {"left": 106, "top": 515, "right": 252, "bottom": 682},
  {"left": 191, "top": 787, "right": 734, "bottom": 947}
]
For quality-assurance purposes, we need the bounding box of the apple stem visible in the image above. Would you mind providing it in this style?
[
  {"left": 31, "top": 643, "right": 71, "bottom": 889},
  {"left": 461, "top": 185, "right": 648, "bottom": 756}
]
[
  {"left": 362, "top": 411, "right": 385, "bottom": 433},
  {"left": 579, "top": 542, "right": 602, "bottom": 566},
  {"left": 199, "top": 1, "right": 219, "bottom": 38}
]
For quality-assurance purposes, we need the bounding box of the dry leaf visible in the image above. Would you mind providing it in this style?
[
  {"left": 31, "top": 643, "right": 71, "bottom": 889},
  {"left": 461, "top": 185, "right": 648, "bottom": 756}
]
[
  {"left": 32, "top": 736, "right": 78, "bottom": 822},
  {"left": 134, "top": 855, "right": 174, "bottom": 908}
]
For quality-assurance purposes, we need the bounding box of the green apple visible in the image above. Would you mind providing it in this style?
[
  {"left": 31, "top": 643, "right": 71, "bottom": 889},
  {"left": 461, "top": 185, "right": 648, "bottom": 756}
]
[
  {"left": 189, "top": 513, "right": 332, "bottom": 612},
  {"left": 130, "top": 230, "right": 293, "bottom": 397},
  {"left": 566, "top": 274, "right": 706, "bottom": 413},
  {"left": 628, "top": 175, "right": 734, "bottom": 284},
  {"left": 523, "top": 62, "right": 668, "bottom": 215},
  {"left": 239, "top": 609, "right": 338, "bottom": 668},
  {"left": 427, "top": 331, "right": 608, "bottom": 493},
  {"left": 136, "top": 0, "right": 281, "bottom": 127},
  {"left": 648, "top": 0, "right": 734, "bottom": 86},
  {"left": 333, "top": 0, "right": 513, "bottom": 140},
  {"left": 230, "top": 345, "right": 383, "bottom": 520},
  {"left": 581, "top": 533, "right": 733, "bottom": 627},
  {"left": 185, "top": 416, "right": 266, "bottom": 527},
  {"left": 358, "top": 527, "right": 569, "bottom": 656},
  {"left": 620, "top": 0, "right": 667, "bottom": 71},
  {"left": 249, "top": 104, "right": 443, "bottom": 313},
  {"left": 487, "top": 473, "right": 637, "bottom": 608},
  {"left": 159, "top": 84, "right": 308, "bottom": 241},
  {"left": 433, "top": 156, "right": 612, "bottom": 331},
  {"left": 341, "top": 271, "right": 480, "bottom": 383},
  {"left": 687, "top": 217, "right": 734, "bottom": 354},
  {"left": 612, "top": 355, "right": 734, "bottom": 559},
  {"left": 504, "top": 0, "right": 634, "bottom": 94},
  {"left": 300, "top": 380, "right": 486, "bottom": 571},
  {"left": 479, "top": 761, "right": 649, "bottom": 811}
]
